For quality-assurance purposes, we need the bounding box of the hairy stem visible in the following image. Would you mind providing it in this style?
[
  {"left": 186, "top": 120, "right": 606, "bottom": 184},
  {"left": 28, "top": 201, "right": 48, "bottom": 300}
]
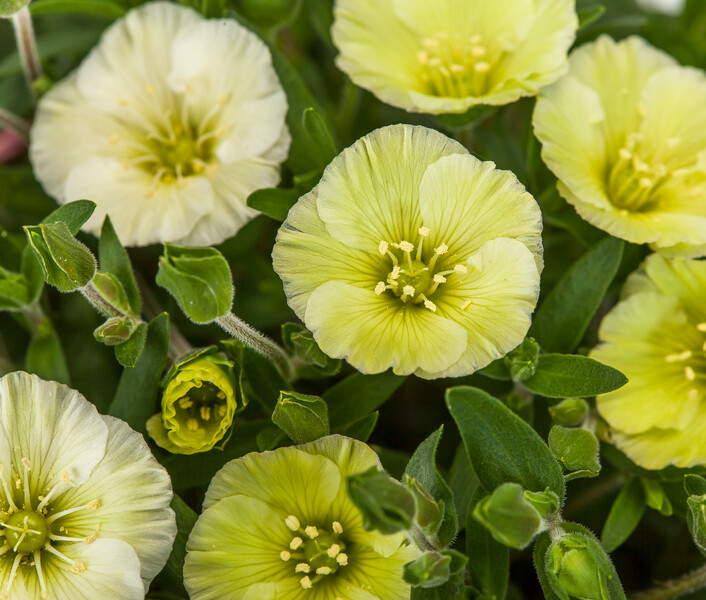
[
  {"left": 0, "top": 106, "right": 30, "bottom": 144},
  {"left": 11, "top": 6, "right": 43, "bottom": 97},
  {"left": 630, "top": 563, "right": 706, "bottom": 600}
]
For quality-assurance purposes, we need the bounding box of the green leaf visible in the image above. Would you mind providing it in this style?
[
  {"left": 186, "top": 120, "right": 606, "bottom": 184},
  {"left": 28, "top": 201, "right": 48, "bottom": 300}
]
[
  {"left": 0, "top": 266, "right": 32, "bottom": 310},
  {"left": 641, "top": 478, "right": 673, "bottom": 516},
  {"left": 404, "top": 550, "right": 467, "bottom": 588},
  {"left": 24, "top": 222, "right": 96, "bottom": 292},
  {"left": 327, "top": 371, "right": 405, "bottom": 431},
  {"left": 446, "top": 386, "right": 565, "bottom": 500},
  {"left": 40, "top": 199, "right": 96, "bottom": 234},
  {"left": 232, "top": 0, "right": 299, "bottom": 27},
  {"left": 529, "top": 236, "right": 624, "bottom": 353},
  {"left": 548, "top": 426, "right": 601, "bottom": 479},
  {"left": 410, "top": 570, "right": 466, "bottom": 600},
  {"left": 281, "top": 322, "right": 341, "bottom": 378},
  {"left": 108, "top": 313, "right": 169, "bottom": 434},
  {"left": 522, "top": 354, "right": 628, "bottom": 398},
  {"left": 341, "top": 412, "right": 378, "bottom": 442},
  {"left": 302, "top": 106, "right": 338, "bottom": 168},
  {"left": 685, "top": 474, "right": 706, "bottom": 497},
  {"left": 272, "top": 391, "right": 329, "bottom": 443},
  {"left": 20, "top": 249, "right": 45, "bottom": 308},
  {"left": 448, "top": 445, "right": 479, "bottom": 529},
  {"left": 114, "top": 321, "right": 148, "bottom": 368},
  {"left": 99, "top": 217, "right": 140, "bottom": 316},
  {"left": 161, "top": 494, "right": 197, "bottom": 586},
  {"left": 30, "top": 0, "right": 126, "bottom": 17},
  {"left": 156, "top": 244, "right": 233, "bottom": 323},
  {"left": 243, "top": 346, "right": 292, "bottom": 412},
  {"left": 578, "top": 4, "right": 606, "bottom": 29},
  {"left": 601, "top": 477, "right": 645, "bottom": 552},
  {"left": 549, "top": 398, "right": 590, "bottom": 426},
  {"left": 246, "top": 187, "right": 299, "bottom": 222},
  {"left": 405, "top": 427, "right": 458, "bottom": 548},
  {"left": 466, "top": 489, "right": 509, "bottom": 600},
  {"left": 25, "top": 316, "right": 71, "bottom": 385}
]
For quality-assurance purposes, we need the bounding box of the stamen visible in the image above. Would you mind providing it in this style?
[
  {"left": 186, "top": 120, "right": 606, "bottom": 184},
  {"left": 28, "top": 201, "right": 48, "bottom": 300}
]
[
  {"left": 217, "top": 391, "right": 226, "bottom": 400},
  {"left": 300, "top": 576, "right": 313, "bottom": 589},
  {"left": 305, "top": 525, "right": 319, "bottom": 539},
  {"left": 688, "top": 388, "right": 699, "bottom": 402},
  {"left": 418, "top": 226, "right": 430, "bottom": 237},
  {"left": 398, "top": 241, "right": 414, "bottom": 253},
  {"left": 290, "top": 537, "right": 303, "bottom": 550},
  {"left": 285, "top": 516, "right": 300, "bottom": 531},
  {"left": 37, "top": 475, "right": 67, "bottom": 512},
  {"left": 390, "top": 266, "right": 401, "bottom": 280},
  {"left": 618, "top": 148, "right": 632, "bottom": 160},
  {"left": 6, "top": 553, "right": 22, "bottom": 592},
  {"left": 454, "top": 264, "right": 468, "bottom": 274},
  {"left": 21, "top": 458, "right": 31, "bottom": 510},
  {"left": 665, "top": 350, "right": 693, "bottom": 363},
  {"left": 327, "top": 544, "right": 341, "bottom": 558},
  {"left": 186, "top": 418, "right": 200, "bottom": 431},
  {"left": 34, "top": 551, "right": 47, "bottom": 599},
  {"left": 332, "top": 521, "right": 343, "bottom": 534},
  {"left": 179, "top": 397, "right": 193, "bottom": 409},
  {"left": 72, "top": 562, "right": 87, "bottom": 573},
  {"left": 433, "top": 274, "right": 446, "bottom": 284},
  {"left": 378, "top": 241, "right": 389, "bottom": 255},
  {"left": 317, "top": 566, "right": 332, "bottom": 575},
  {"left": 43, "top": 544, "right": 77, "bottom": 566},
  {"left": 423, "top": 299, "right": 437, "bottom": 313},
  {"left": 295, "top": 563, "right": 311, "bottom": 573},
  {"left": 45, "top": 500, "right": 100, "bottom": 525},
  {"left": 685, "top": 367, "right": 696, "bottom": 381},
  {"left": 434, "top": 243, "right": 448, "bottom": 255},
  {"left": 200, "top": 406, "right": 211, "bottom": 421},
  {"left": 375, "top": 282, "right": 386, "bottom": 295},
  {"left": 336, "top": 553, "right": 349, "bottom": 566},
  {"left": 280, "top": 551, "right": 291, "bottom": 561},
  {"left": 697, "top": 323, "right": 706, "bottom": 332},
  {"left": 0, "top": 466, "right": 17, "bottom": 512},
  {"left": 460, "top": 300, "right": 472, "bottom": 311},
  {"left": 474, "top": 62, "right": 490, "bottom": 73},
  {"left": 402, "top": 285, "right": 415, "bottom": 298}
]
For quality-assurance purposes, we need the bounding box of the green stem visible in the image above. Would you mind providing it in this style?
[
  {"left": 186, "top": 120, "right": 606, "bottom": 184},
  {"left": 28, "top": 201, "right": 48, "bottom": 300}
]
[
  {"left": 80, "top": 281, "right": 124, "bottom": 319},
  {"left": 409, "top": 523, "right": 439, "bottom": 552},
  {"left": 215, "top": 312, "right": 293, "bottom": 380},
  {"left": 11, "top": 6, "right": 43, "bottom": 97},
  {"left": 630, "top": 563, "right": 706, "bottom": 600},
  {"left": 0, "top": 106, "right": 30, "bottom": 144}
]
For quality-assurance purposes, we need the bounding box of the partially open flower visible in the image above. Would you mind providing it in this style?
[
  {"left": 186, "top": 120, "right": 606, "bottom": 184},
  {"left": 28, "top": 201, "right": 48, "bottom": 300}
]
[
  {"left": 184, "top": 435, "right": 419, "bottom": 599},
  {"left": 533, "top": 36, "right": 706, "bottom": 257},
  {"left": 273, "top": 124, "right": 542, "bottom": 378},
  {"left": 147, "top": 351, "right": 237, "bottom": 455},
  {"left": 30, "top": 1, "right": 290, "bottom": 247},
  {"left": 331, "top": 0, "right": 577, "bottom": 114},
  {"left": 591, "top": 254, "right": 706, "bottom": 469},
  {"left": 0, "top": 371, "right": 175, "bottom": 599}
]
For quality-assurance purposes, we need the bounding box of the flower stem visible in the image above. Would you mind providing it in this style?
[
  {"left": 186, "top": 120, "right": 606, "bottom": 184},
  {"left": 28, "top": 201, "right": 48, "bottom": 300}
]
[
  {"left": 215, "top": 312, "right": 293, "bottom": 380},
  {"left": 630, "top": 563, "right": 706, "bottom": 600},
  {"left": 80, "top": 281, "right": 124, "bottom": 319},
  {"left": 0, "top": 106, "right": 30, "bottom": 144},
  {"left": 11, "top": 6, "right": 43, "bottom": 98}
]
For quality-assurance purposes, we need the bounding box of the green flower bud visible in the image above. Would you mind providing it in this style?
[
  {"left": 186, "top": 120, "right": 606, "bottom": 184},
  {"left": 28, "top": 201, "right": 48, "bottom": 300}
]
[
  {"left": 403, "top": 550, "right": 467, "bottom": 588},
  {"left": 548, "top": 425, "right": 601, "bottom": 479},
  {"left": 549, "top": 398, "right": 590, "bottom": 426},
  {"left": 685, "top": 475, "right": 706, "bottom": 556},
  {"left": 525, "top": 488, "right": 561, "bottom": 519},
  {"left": 91, "top": 271, "right": 132, "bottom": 316},
  {"left": 346, "top": 467, "right": 416, "bottom": 535},
  {"left": 24, "top": 222, "right": 96, "bottom": 292},
  {"left": 405, "top": 477, "right": 443, "bottom": 538},
  {"left": 93, "top": 316, "right": 137, "bottom": 346},
  {"left": 473, "top": 482, "right": 544, "bottom": 549},
  {"left": 233, "top": 0, "right": 300, "bottom": 28},
  {"left": 548, "top": 533, "right": 614, "bottom": 600},
  {"left": 272, "top": 391, "right": 329, "bottom": 444},
  {"left": 146, "top": 351, "right": 237, "bottom": 454},
  {"left": 503, "top": 337, "right": 540, "bottom": 381},
  {"left": 156, "top": 243, "right": 233, "bottom": 323},
  {"left": 281, "top": 322, "right": 341, "bottom": 378},
  {"left": 0, "top": 0, "right": 29, "bottom": 18}
]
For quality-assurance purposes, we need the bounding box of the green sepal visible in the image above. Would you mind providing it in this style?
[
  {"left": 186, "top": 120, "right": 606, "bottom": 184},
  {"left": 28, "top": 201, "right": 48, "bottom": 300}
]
[
  {"left": 525, "top": 488, "right": 561, "bottom": 519},
  {"left": 156, "top": 243, "right": 233, "bottom": 323},
  {"left": 549, "top": 398, "right": 590, "bottom": 427},
  {"left": 640, "top": 478, "right": 673, "bottom": 516},
  {"left": 114, "top": 321, "right": 148, "bottom": 368},
  {"left": 503, "top": 337, "right": 540, "bottom": 381},
  {"left": 246, "top": 188, "right": 299, "bottom": 222},
  {"left": 403, "top": 550, "right": 468, "bottom": 589},
  {"left": 40, "top": 199, "right": 96, "bottom": 233},
  {"left": 472, "top": 482, "right": 544, "bottom": 550},
  {"left": 548, "top": 426, "right": 601, "bottom": 480},
  {"left": 271, "top": 391, "right": 329, "bottom": 444},
  {"left": 24, "top": 222, "right": 96, "bottom": 292},
  {"left": 281, "top": 322, "right": 341, "bottom": 378},
  {"left": 93, "top": 315, "right": 136, "bottom": 346},
  {"left": 91, "top": 271, "right": 131, "bottom": 315},
  {"left": 346, "top": 467, "right": 416, "bottom": 535},
  {"left": 302, "top": 106, "right": 338, "bottom": 169},
  {"left": 578, "top": 4, "right": 606, "bottom": 29},
  {"left": 685, "top": 474, "right": 706, "bottom": 556},
  {"left": 405, "top": 477, "right": 444, "bottom": 539}
]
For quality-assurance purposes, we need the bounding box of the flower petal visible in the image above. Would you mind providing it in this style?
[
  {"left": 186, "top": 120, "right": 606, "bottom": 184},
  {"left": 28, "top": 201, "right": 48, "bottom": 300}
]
[
  {"left": 185, "top": 495, "right": 291, "bottom": 600},
  {"left": 305, "top": 281, "right": 468, "bottom": 376},
  {"left": 315, "top": 125, "right": 466, "bottom": 251},
  {"left": 57, "top": 416, "right": 175, "bottom": 589},
  {"left": 417, "top": 152, "right": 543, "bottom": 273},
  {"left": 203, "top": 447, "right": 340, "bottom": 523},
  {"left": 340, "top": 542, "right": 419, "bottom": 600},
  {"left": 0, "top": 372, "right": 107, "bottom": 493}
]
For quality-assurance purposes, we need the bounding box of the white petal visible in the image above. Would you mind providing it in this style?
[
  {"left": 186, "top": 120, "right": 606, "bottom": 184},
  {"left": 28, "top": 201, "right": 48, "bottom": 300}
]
[{"left": 57, "top": 415, "right": 175, "bottom": 590}]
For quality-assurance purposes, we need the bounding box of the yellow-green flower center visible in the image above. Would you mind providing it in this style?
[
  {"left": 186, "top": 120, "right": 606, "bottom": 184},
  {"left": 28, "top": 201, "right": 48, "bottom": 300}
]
[
  {"left": 417, "top": 32, "right": 493, "bottom": 98},
  {"left": 374, "top": 227, "right": 469, "bottom": 313},
  {"left": 663, "top": 321, "right": 706, "bottom": 400},
  {"left": 4, "top": 511, "right": 48, "bottom": 553},
  {"left": 175, "top": 381, "right": 229, "bottom": 434},
  {"left": 281, "top": 516, "right": 349, "bottom": 590}
]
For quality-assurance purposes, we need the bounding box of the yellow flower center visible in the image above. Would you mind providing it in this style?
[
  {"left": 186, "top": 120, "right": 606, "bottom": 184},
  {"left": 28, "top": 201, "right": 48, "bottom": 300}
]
[
  {"left": 417, "top": 32, "right": 493, "bottom": 98},
  {"left": 374, "top": 227, "right": 469, "bottom": 313},
  {"left": 0, "top": 458, "right": 102, "bottom": 600},
  {"left": 281, "top": 516, "right": 349, "bottom": 592},
  {"left": 176, "top": 381, "right": 229, "bottom": 435},
  {"left": 662, "top": 321, "right": 706, "bottom": 402}
]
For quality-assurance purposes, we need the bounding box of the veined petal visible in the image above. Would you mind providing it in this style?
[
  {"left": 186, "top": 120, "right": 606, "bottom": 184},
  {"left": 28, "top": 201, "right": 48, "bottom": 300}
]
[
  {"left": 273, "top": 190, "right": 384, "bottom": 319},
  {"left": 305, "top": 281, "right": 468, "bottom": 376},
  {"left": 203, "top": 448, "right": 340, "bottom": 522},
  {"left": 417, "top": 153, "right": 543, "bottom": 273},
  {"left": 63, "top": 157, "right": 215, "bottom": 246},
  {"left": 57, "top": 416, "right": 175, "bottom": 589},
  {"left": 340, "top": 542, "right": 419, "bottom": 600},
  {"left": 315, "top": 125, "right": 466, "bottom": 251},
  {"left": 638, "top": 253, "right": 706, "bottom": 319},
  {"left": 185, "top": 495, "right": 291, "bottom": 600},
  {"left": 0, "top": 372, "right": 107, "bottom": 492},
  {"left": 426, "top": 237, "right": 540, "bottom": 379}
]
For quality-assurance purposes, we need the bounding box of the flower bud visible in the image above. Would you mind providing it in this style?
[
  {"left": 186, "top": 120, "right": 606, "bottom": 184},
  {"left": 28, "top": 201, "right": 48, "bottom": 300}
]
[
  {"left": 272, "top": 391, "right": 329, "bottom": 444},
  {"left": 0, "top": 0, "right": 29, "bottom": 18},
  {"left": 405, "top": 477, "right": 443, "bottom": 538},
  {"left": 91, "top": 271, "right": 132, "bottom": 316},
  {"left": 685, "top": 475, "right": 706, "bottom": 556},
  {"left": 548, "top": 533, "right": 613, "bottom": 600},
  {"left": 549, "top": 398, "right": 590, "bottom": 426},
  {"left": 93, "top": 316, "right": 136, "bottom": 346},
  {"left": 403, "top": 550, "right": 467, "bottom": 588},
  {"left": 503, "top": 337, "right": 540, "bottom": 381},
  {"left": 146, "top": 350, "right": 237, "bottom": 454}
]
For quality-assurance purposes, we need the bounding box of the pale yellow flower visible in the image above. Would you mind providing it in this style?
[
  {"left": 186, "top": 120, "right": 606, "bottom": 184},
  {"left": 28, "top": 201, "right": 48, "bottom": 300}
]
[
  {"left": 332, "top": 0, "right": 577, "bottom": 114},
  {"left": 533, "top": 36, "right": 706, "bottom": 257},
  {"left": 592, "top": 254, "right": 706, "bottom": 469}
]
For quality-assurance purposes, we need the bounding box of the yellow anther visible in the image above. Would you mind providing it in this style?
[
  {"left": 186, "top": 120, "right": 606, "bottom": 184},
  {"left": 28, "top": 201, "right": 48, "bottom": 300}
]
[
  {"left": 418, "top": 226, "right": 430, "bottom": 237},
  {"left": 285, "top": 516, "right": 300, "bottom": 531},
  {"left": 336, "top": 553, "right": 349, "bottom": 566},
  {"left": 454, "top": 264, "right": 468, "bottom": 274},
  {"left": 433, "top": 274, "right": 446, "bottom": 284},
  {"left": 474, "top": 62, "right": 491, "bottom": 73},
  {"left": 685, "top": 367, "right": 696, "bottom": 381},
  {"left": 390, "top": 266, "right": 401, "bottom": 279},
  {"left": 84, "top": 535, "right": 97, "bottom": 544},
  {"left": 402, "top": 285, "right": 415, "bottom": 297},
  {"left": 200, "top": 406, "right": 211, "bottom": 421},
  {"left": 665, "top": 350, "right": 692, "bottom": 363},
  {"left": 470, "top": 34, "right": 482, "bottom": 44},
  {"left": 398, "top": 241, "right": 414, "bottom": 253},
  {"left": 300, "top": 576, "right": 313, "bottom": 589},
  {"left": 87, "top": 499, "right": 101, "bottom": 510},
  {"left": 21, "top": 458, "right": 31, "bottom": 471},
  {"left": 290, "top": 537, "right": 303, "bottom": 550},
  {"left": 280, "top": 550, "right": 291, "bottom": 561},
  {"left": 638, "top": 178, "right": 653, "bottom": 189},
  {"left": 460, "top": 300, "right": 472, "bottom": 311},
  {"left": 332, "top": 521, "right": 343, "bottom": 534},
  {"left": 187, "top": 418, "right": 199, "bottom": 431},
  {"left": 216, "top": 391, "right": 226, "bottom": 400},
  {"left": 72, "top": 562, "right": 87, "bottom": 573},
  {"left": 317, "top": 566, "right": 332, "bottom": 575},
  {"left": 472, "top": 46, "right": 487, "bottom": 57},
  {"left": 450, "top": 63, "right": 465, "bottom": 73},
  {"left": 295, "top": 563, "right": 311, "bottom": 573},
  {"left": 305, "top": 525, "right": 319, "bottom": 539},
  {"left": 378, "top": 241, "right": 389, "bottom": 255},
  {"left": 218, "top": 404, "right": 227, "bottom": 417},
  {"left": 375, "top": 282, "right": 386, "bottom": 295},
  {"left": 434, "top": 243, "right": 448, "bottom": 255},
  {"left": 424, "top": 299, "right": 437, "bottom": 313},
  {"left": 619, "top": 148, "right": 632, "bottom": 160},
  {"left": 667, "top": 137, "right": 681, "bottom": 148},
  {"left": 688, "top": 388, "right": 699, "bottom": 402},
  {"left": 327, "top": 544, "right": 341, "bottom": 558},
  {"left": 696, "top": 323, "right": 706, "bottom": 332},
  {"left": 179, "top": 397, "right": 193, "bottom": 409},
  {"left": 417, "top": 51, "right": 429, "bottom": 64}
]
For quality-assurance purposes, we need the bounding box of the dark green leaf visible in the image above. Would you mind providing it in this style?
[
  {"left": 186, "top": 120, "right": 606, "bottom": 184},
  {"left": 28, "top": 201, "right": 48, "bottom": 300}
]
[
  {"left": 247, "top": 188, "right": 299, "bottom": 222},
  {"left": 446, "top": 386, "right": 565, "bottom": 500},
  {"left": 30, "top": 0, "right": 126, "bottom": 16},
  {"left": 108, "top": 313, "right": 169, "bottom": 434},
  {"left": 448, "top": 444, "right": 479, "bottom": 528},
  {"left": 578, "top": 4, "right": 606, "bottom": 29},
  {"left": 302, "top": 106, "right": 338, "bottom": 168},
  {"left": 327, "top": 371, "right": 405, "bottom": 431},
  {"left": 530, "top": 236, "right": 624, "bottom": 353},
  {"left": 405, "top": 427, "right": 458, "bottom": 548},
  {"left": 114, "top": 321, "right": 148, "bottom": 368},
  {"left": 522, "top": 354, "right": 627, "bottom": 398},
  {"left": 40, "top": 199, "right": 96, "bottom": 234},
  {"left": 272, "top": 391, "right": 329, "bottom": 443},
  {"left": 410, "top": 570, "right": 466, "bottom": 600},
  {"left": 243, "top": 346, "right": 292, "bottom": 412},
  {"left": 161, "top": 494, "right": 197, "bottom": 586},
  {"left": 548, "top": 426, "right": 601, "bottom": 478},
  {"left": 282, "top": 322, "right": 341, "bottom": 378},
  {"left": 601, "top": 477, "right": 645, "bottom": 552},
  {"left": 25, "top": 316, "right": 71, "bottom": 385},
  {"left": 685, "top": 474, "right": 706, "bottom": 497},
  {"left": 99, "top": 217, "right": 140, "bottom": 315},
  {"left": 341, "top": 412, "right": 378, "bottom": 442},
  {"left": 466, "top": 489, "right": 509, "bottom": 600}
]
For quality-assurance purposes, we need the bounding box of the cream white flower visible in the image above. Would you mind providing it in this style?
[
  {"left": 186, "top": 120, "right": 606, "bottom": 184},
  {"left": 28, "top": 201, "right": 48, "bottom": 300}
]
[
  {"left": 0, "top": 371, "right": 176, "bottom": 599},
  {"left": 30, "top": 1, "right": 290, "bottom": 247}
]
